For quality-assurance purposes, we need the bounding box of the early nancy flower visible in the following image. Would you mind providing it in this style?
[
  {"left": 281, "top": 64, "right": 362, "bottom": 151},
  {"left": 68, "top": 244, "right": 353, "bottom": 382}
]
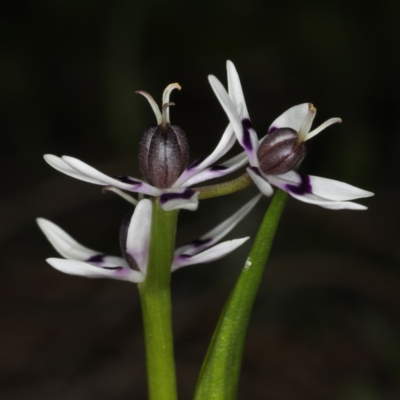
[
  {"left": 37, "top": 196, "right": 260, "bottom": 282},
  {"left": 208, "top": 61, "right": 374, "bottom": 210},
  {"left": 44, "top": 83, "right": 248, "bottom": 212}
]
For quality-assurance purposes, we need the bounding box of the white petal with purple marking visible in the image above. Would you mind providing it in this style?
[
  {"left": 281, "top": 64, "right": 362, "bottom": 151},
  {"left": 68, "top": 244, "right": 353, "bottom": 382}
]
[
  {"left": 268, "top": 172, "right": 372, "bottom": 210},
  {"left": 125, "top": 199, "right": 152, "bottom": 274},
  {"left": 160, "top": 189, "right": 199, "bottom": 211},
  {"left": 172, "top": 238, "right": 249, "bottom": 270},
  {"left": 175, "top": 195, "right": 261, "bottom": 257},
  {"left": 246, "top": 167, "right": 274, "bottom": 197},
  {"left": 46, "top": 258, "right": 144, "bottom": 282},
  {"left": 181, "top": 151, "right": 249, "bottom": 187},
  {"left": 61, "top": 156, "right": 161, "bottom": 196},
  {"left": 36, "top": 218, "right": 123, "bottom": 262},
  {"left": 173, "top": 123, "right": 236, "bottom": 187},
  {"left": 208, "top": 75, "right": 258, "bottom": 166}
]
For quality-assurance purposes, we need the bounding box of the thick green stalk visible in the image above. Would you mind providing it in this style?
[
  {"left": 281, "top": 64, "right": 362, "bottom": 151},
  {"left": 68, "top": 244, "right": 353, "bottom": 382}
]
[
  {"left": 194, "top": 190, "right": 288, "bottom": 400},
  {"left": 139, "top": 199, "right": 178, "bottom": 400}
]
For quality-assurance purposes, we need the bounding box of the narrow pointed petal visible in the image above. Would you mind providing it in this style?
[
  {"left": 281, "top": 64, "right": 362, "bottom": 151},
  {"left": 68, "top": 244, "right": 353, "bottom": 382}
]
[
  {"left": 44, "top": 154, "right": 101, "bottom": 184},
  {"left": 173, "top": 124, "right": 236, "bottom": 187},
  {"left": 160, "top": 189, "right": 199, "bottom": 211},
  {"left": 246, "top": 167, "right": 274, "bottom": 196},
  {"left": 268, "top": 171, "right": 373, "bottom": 210},
  {"left": 125, "top": 199, "right": 152, "bottom": 274},
  {"left": 46, "top": 258, "right": 144, "bottom": 282},
  {"left": 305, "top": 118, "right": 342, "bottom": 141},
  {"left": 175, "top": 195, "right": 261, "bottom": 257},
  {"left": 208, "top": 75, "right": 259, "bottom": 166},
  {"left": 268, "top": 103, "right": 311, "bottom": 133},
  {"left": 37, "top": 218, "right": 102, "bottom": 261},
  {"left": 61, "top": 156, "right": 161, "bottom": 196},
  {"left": 172, "top": 238, "right": 249, "bottom": 270},
  {"left": 181, "top": 151, "right": 249, "bottom": 187},
  {"left": 226, "top": 60, "right": 250, "bottom": 119}
]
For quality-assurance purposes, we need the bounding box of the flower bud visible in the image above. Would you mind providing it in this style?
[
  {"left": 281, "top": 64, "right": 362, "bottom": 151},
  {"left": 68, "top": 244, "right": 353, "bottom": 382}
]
[
  {"left": 257, "top": 128, "right": 306, "bottom": 175},
  {"left": 138, "top": 124, "right": 190, "bottom": 188}
]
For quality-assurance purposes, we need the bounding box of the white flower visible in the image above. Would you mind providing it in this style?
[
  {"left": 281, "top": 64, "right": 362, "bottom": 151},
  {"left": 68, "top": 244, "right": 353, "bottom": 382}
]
[
  {"left": 44, "top": 83, "right": 248, "bottom": 212},
  {"left": 37, "top": 196, "right": 260, "bottom": 282},
  {"left": 208, "top": 61, "right": 374, "bottom": 210}
]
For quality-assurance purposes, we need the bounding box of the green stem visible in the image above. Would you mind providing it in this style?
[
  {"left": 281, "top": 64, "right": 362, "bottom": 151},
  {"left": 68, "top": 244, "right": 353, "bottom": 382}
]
[
  {"left": 196, "top": 173, "right": 253, "bottom": 200},
  {"left": 194, "top": 190, "right": 288, "bottom": 400},
  {"left": 139, "top": 199, "right": 178, "bottom": 400}
]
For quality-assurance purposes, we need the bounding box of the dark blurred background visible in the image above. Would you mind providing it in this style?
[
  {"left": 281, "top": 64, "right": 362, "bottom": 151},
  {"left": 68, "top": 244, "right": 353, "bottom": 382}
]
[{"left": 1, "top": 0, "right": 399, "bottom": 399}]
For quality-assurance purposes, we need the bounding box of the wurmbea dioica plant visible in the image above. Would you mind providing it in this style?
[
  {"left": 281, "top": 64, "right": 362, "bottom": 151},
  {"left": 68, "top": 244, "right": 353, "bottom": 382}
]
[{"left": 38, "top": 61, "right": 374, "bottom": 400}]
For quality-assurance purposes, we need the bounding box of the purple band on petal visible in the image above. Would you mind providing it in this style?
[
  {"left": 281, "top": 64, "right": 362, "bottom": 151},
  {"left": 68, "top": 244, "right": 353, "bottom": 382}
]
[
  {"left": 210, "top": 165, "right": 228, "bottom": 171},
  {"left": 86, "top": 254, "right": 105, "bottom": 263},
  {"left": 178, "top": 254, "right": 191, "bottom": 259},
  {"left": 268, "top": 126, "right": 277, "bottom": 134},
  {"left": 160, "top": 188, "right": 196, "bottom": 204},
  {"left": 187, "top": 157, "right": 206, "bottom": 170},
  {"left": 115, "top": 176, "right": 142, "bottom": 186},
  {"left": 242, "top": 119, "right": 254, "bottom": 150},
  {"left": 191, "top": 238, "right": 213, "bottom": 248},
  {"left": 285, "top": 173, "right": 312, "bottom": 195},
  {"left": 248, "top": 166, "right": 263, "bottom": 177},
  {"left": 101, "top": 266, "right": 124, "bottom": 271}
]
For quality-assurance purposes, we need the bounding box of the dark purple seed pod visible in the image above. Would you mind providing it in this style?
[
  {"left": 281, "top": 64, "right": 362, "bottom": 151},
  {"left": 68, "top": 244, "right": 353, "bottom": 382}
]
[
  {"left": 138, "top": 124, "right": 190, "bottom": 188},
  {"left": 257, "top": 128, "right": 307, "bottom": 175}
]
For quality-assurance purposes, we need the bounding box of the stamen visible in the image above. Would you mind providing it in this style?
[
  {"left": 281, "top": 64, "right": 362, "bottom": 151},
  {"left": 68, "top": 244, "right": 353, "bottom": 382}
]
[
  {"left": 136, "top": 91, "right": 162, "bottom": 125},
  {"left": 305, "top": 117, "right": 342, "bottom": 141},
  {"left": 161, "top": 102, "right": 175, "bottom": 129},
  {"left": 162, "top": 83, "right": 181, "bottom": 123},
  {"left": 297, "top": 104, "right": 316, "bottom": 144}
]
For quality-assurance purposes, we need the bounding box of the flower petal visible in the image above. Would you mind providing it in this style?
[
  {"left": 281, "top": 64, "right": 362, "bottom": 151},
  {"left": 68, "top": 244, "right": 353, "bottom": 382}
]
[
  {"left": 61, "top": 156, "right": 161, "bottom": 196},
  {"left": 208, "top": 75, "right": 259, "bottom": 166},
  {"left": 125, "top": 199, "right": 152, "bottom": 274},
  {"left": 175, "top": 194, "right": 261, "bottom": 257},
  {"left": 181, "top": 151, "right": 249, "bottom": 187},
  {"left": 37, "top": 218, "right": 104, "bottom": 260},
  {"left": 226, "top": 60, "right": 250, "bottom": 119},
  {"left": 268, "top": 171, "right": 373, "bottom": 210},
  {"left": 268, "top": 103, "right": 311, "bottom": 133},
  {"left": 173, "top": 123, "right": 237, "bottom": 187},
  {"left": 172, "top": 238, "right": 249, "bottom": 270},
  {"left": 246, "top": 167, "right": 274, "bottom": 197},
  {"left": 46, "top": 258, "right": 144, "bottom": 282},
  {"left": 44, "top": 154, "right": 101, "bottom": 184},
  {"left": 160, "top": 189, "right": 199, "bottom": 211}
]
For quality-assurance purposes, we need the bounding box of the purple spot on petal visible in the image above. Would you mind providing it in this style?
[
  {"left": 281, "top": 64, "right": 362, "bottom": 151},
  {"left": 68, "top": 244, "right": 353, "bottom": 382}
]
[
  {"left": 286, "top": 173, "right": 312, "bottom": 195},
  {"left": 188, "top": 157, "right": 206, "bottom": 170},
  {"left": 116, "top": 176, "right": 142, "bottom": 186},
  {"left": 210, "top": 165, "right": 227, "bottom": 171},
  {"left": 248, "top": 166, "right": 263, "bottom": 177},
  {"left": 268, "top": 126, "right": 277, "bottom": 134},
  {"left": 179, "top": 254, "right": 192, "bottom": 259},
  {"left": 101, "top": 266, "right": 124, "bottom": 271},
  {"left": 242, "top": 118, "right": 253, "bottom": 150},
  {"left": 86, "top": 254, "right": 105, "bottom": 263},
  {"left": 160, "top": 188, "right": 196, "bottom": 204},
  {"left": 191, "top": 238, "right": 212, "bottom": 248}
]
